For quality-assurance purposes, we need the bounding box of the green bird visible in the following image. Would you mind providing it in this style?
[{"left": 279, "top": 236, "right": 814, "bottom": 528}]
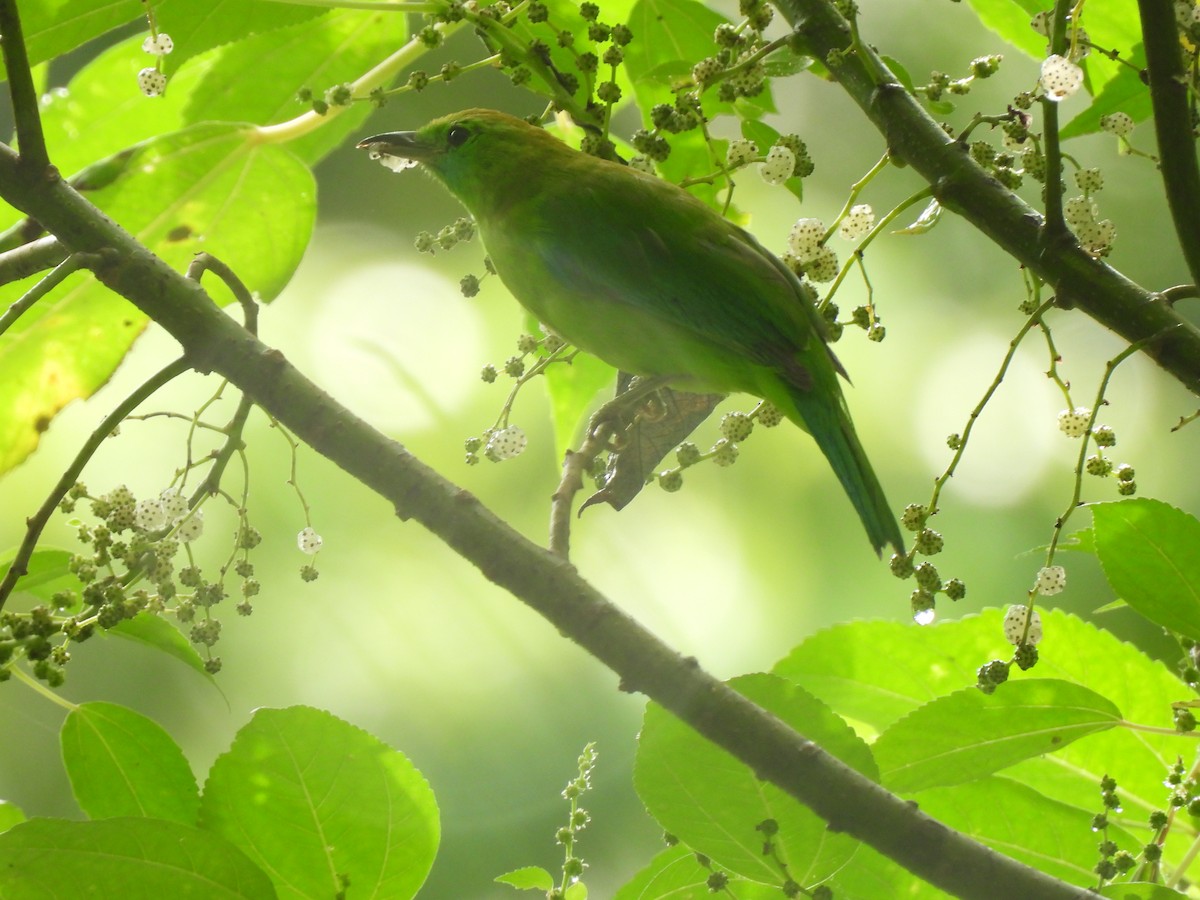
[{"left": 358, "top": 109, "right": 902, "bottom": 555}]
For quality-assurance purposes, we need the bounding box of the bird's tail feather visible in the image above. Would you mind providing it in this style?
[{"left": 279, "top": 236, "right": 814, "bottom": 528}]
[{"left": 783, "top": 384, "right": 903, "bottom": 556}]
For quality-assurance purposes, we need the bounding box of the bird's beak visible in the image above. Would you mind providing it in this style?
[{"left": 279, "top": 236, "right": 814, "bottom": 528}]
[{"left": 356, "top": 131, "right": 433, "bottom": 170}]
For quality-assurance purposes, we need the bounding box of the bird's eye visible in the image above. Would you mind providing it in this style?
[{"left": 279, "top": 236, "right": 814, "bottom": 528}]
[{"left": 447, "top": 125, "right": 470, "bottom": 147}]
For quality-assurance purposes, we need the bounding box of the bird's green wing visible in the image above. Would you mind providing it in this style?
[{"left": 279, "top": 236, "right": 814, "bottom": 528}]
[{"left": 485, "top": 172, "right": 836, "bottom": 395}]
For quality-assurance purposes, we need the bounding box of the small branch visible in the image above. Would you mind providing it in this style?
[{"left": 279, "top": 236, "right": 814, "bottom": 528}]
[
  {"left": 0, "top": 0, "right": 49, "bottom": 169},
  {"left": 1138, "top": 0, "right": 1200, "bottom": 287},
  {"left": 185, "top": 253, "right": 259, "bottom": 501},
  {"left": 0, "top": 236, "right": 69, "bottom": 287},
  {"left": 0, "top": 249, "right": 95, "bottom": 338},
  {"left": 551, "top": 422, "right": 613, "bottom": 559},
  {"left": 187, "top": 252, "right": 259, "bottom": 336},
  {"left": 0, "top": 358, "right": 191, "bottom": 613}
]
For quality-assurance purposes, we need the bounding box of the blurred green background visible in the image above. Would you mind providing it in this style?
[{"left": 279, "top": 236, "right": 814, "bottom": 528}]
[{"left": 3, "top": 2, "right": 1200, "bottom": 896}]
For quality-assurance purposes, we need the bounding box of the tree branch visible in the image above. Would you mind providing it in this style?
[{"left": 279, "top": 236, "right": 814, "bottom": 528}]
[
  {"left": 1138, "top": 0, "right": 1200, "bottom": 288},
  {"left": 0, "top": 140, "right": 1101, "bottom": 900},
  {"left": 781, "top": 0, "right": 1200, "bottom": 396},
  {"left": 0, "top": 0, "right": 49, "bottom": 169}
]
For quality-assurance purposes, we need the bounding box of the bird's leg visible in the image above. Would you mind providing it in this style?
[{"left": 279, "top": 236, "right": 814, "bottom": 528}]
[{"left": 586, "top": 374, "right": 675, "bottom": 449}]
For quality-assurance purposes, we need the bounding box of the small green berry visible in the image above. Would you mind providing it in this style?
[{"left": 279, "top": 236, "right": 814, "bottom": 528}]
[
  {"left": 675, "top": 442, "right": 702, "bottom": 466},
  {"left": 914, "top": 561, "right": 941, "bottom": 591},
  {"left": 711, "top": 438, "right": 738, "bottom": 467},
  {"left": 889, "top": 552, "right": 914, "bottom": 579},
  {"left": 914, "top": 528, "right": 944, "bottom": 555},
  {"left": 901, "top": 503, "right": 929, "bottom": 531},
  {"left": 658, "top": 470, "right": 683, "bottom": 492},
  {"left": 720, "top": 411, "right": 753, "bottom": 442}
]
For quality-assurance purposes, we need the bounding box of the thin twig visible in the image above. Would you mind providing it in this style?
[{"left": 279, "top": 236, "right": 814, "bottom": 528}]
[
  {"left": 185, "top": 253, "right": 259, "bottom": 501},
  {"left": 0, "top": 250, "right": 96, "bottom": 338}
]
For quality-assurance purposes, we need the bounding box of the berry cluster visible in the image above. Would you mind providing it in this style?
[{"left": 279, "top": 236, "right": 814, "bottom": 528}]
[
  {"left": 555, "top": 744, "right": 598, "bottom": 895},
  {"left": 888, "top": 503, "right": 965, "bottom": 625},
  {"left": 1090, "top": 769, "right": 1190, "bottom": 886},
  {"left": 655, "top": 401, "right": 784, "bottom": 492},
  {"left": 1058, "top": 407, "right": 1137, "bottom": 495},
  {"left": 1, "top": 476, "right": 325, "bottom": 686},
  {"left": 467, "top": 328, "right": 573, "bottom": 464},
  {"left": 916, "top": 53, "right": 1003, "bottom": 104},
  {"left": 136, "top": 30, "right": 173, "bottom": 97}
]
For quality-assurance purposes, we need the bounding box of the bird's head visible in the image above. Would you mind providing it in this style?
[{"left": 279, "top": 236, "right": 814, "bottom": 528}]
[{"left": 358, "top": 109, "right": 570, "bottom": 216}]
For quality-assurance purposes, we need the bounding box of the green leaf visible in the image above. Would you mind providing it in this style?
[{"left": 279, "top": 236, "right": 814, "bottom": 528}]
[
  {"left": 199, "top": 706, "right": 439, "bottom": 900},
  {"left": 963, "top": 0, "right": 1047, "bottom": 60},
  {"left": 0, "top": 0, "right": 144, "bottom": 82},
  {"left": 1098, "top": 884, "right": 1188, "bottom": 899},
  {"left": 495, "top": 866, "right": 555, "bottom": 890},
  {"left": 0, "top": 123, "right": 315, "bottom": 474},
  {"left": 635, "top": 673, "right": 876, "bottom": 885},
  {"left": 613, "top": 845, "right": 781, "bottom": 900},
  {"left": 918, "top": 776, "right": 1138, "bottom": 888},
  {"left": 179, "top": 9, "right": 409, "bottom": 165},
  {"left": 0, "top": 817, "right": 275, "bottom": 898},
  {"left": 775, "top": 611, "right": 1185, "bottom": 840},
  {"left": 107, "top": 613, "right": 212, "bottom": 679},
  {"left": 158, "top": 0, "right": 325, "bottom": 76},
  {"left": 874, "top": 679, "right": 1121, "bottom": 793},
  {"left": 624, "top": 0, "right": 737, "bottom": 208},
  {"left": 0, "top": 548, "right": 80, "bottom": 604},
  {"left": 61, "top": 702, "right": 199, "bottom": 824},
  {"left": 37, "top": 11, "right": 405, "bottom": 180},
  {"left": 1092, "top": 498, "right": 1200, "bottom": 639},
  {"left": 773, "top": 617, "right": 1000, "bottom": 733},
  {"left": 1061, "top": 56, "right": 1152, "bottom": 140},
  {"left": 1056, "top": 527, "right": 1095, "bottom": 553},
  {"left": 0, "top": 802, "right": 25, "bottom": 834},
  {"left": 827, "top": 843, "right": 949, "bottom": 899}
]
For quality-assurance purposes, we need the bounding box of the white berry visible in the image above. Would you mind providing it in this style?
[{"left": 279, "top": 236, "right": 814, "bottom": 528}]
[
  {"left": 726, "top": 138, "right": 758, "bottom": 168},
  {"left": 760, "top": 145, "right": 796, "bottom": 185},
  {"left": 159, "top": 488, "right": 188, "bottom": 521},
  {"left": 1035, "top": 565, "right": 1066, "bottom": 596},
  {"left": 486, "top": 425, "right": 527, "bottom": 461},
  {"left": 1057, "top": 407, "right": 1092, "bottom": 437},
  {"left": 805, "top": 244, "right": 839, "bottom": 283},
  {"left": 142, "top": 33, "right": 174, "bottom": 55},
  {"left": 1100, "top": 112, "right": 1134, "bottom": 137},
  {"left": 137, "top": 67, "right": 167, "bottom": 97},
  {"left": 1004, "top": 605, "right": 1043, "bottom": 645},
  {"left": 135, "top": 498, "right": 166, "bottom": 532},
  {"left": 177, "top": 509, "right": 204, "bottom": 542},
  {"left": 787, "top": 218, "right": 825, "bottom": 261},
  {"left": 838, "top": 204, "right": 875, "bottom": 241},
  {"left": 1063, "top": 196, "right": 1097, "bottom": 227},
  {"left": 297, "top": 526, "right": 324, "bottom": 555},
  {"left": 1039, "top": 54, "right": 1083, "bottom": 101}
]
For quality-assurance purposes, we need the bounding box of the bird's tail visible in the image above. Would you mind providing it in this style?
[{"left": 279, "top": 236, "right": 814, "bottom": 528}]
[{"left": 777, "top": 381, "right": 903, "bottom": 557}]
